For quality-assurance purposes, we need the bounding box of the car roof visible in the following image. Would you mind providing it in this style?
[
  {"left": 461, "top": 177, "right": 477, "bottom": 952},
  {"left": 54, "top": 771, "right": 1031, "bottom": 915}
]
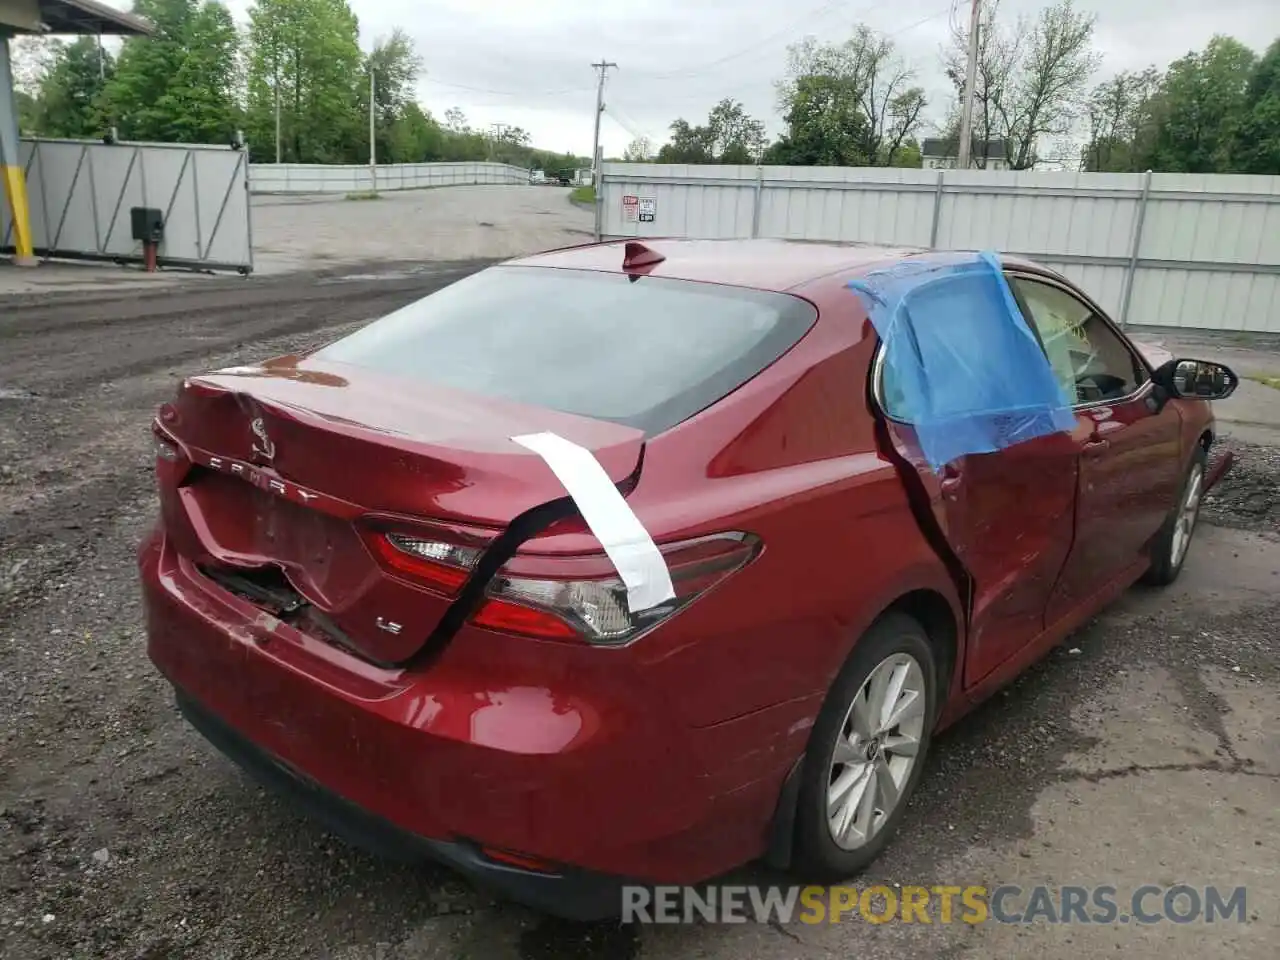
[{"left": 509, "top": 238, "right": 951, "bottom": 293}]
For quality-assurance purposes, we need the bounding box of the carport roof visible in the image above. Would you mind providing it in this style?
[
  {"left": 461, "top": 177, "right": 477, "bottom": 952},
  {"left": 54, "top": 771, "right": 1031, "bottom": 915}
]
[{"left": 28, "top": 0, "right": 153, "bottom": 36}]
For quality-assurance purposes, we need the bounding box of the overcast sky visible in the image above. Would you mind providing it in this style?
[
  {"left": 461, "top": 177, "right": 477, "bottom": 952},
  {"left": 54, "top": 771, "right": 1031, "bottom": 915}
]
[{"left": 108, "top": 0, "right": 1280, "bottom": 157}]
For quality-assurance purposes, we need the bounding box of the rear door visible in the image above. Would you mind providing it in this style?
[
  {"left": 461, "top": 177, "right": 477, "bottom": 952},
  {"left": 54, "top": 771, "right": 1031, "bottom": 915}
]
[
  {"left": 1007, "top": 273, "right": 1184, "bottom": 623},
  {"left": 876, "top": 354, "right": 1082, "bottom": 686}
]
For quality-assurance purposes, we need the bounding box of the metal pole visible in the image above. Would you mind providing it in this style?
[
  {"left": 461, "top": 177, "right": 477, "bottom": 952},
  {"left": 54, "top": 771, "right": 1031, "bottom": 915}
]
[
  {"left": 957, "top": 0, "right": 981, "bottom": 170},
  {"left": 0, "top": 34, "right": 36, "bottom": 266},
  {"left": 590, "top": 59, "right": 617, "bottom": 193},
  {"left": 593, "top": 147, "right": 604, "bottom": 241},
  {"left": 751, "top": 164, "right": 764, "bottom": 238},
  {"left": 929, "top": 170, "right": 945, "bottom": 248},
  {"left": 369, "top": 65, "right": 376, "bottom": 192},
  {"left": 1119, "top": 169, "right": 1153, "bottom": 329},
  {"left": 274, "top": 79, "right": 281, "bottom": 164}
]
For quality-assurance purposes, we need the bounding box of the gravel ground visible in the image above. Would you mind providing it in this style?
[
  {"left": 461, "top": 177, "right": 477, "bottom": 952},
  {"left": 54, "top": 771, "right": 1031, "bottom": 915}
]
[
  {"left": 1204, "top": 439, "right": 1280, "bottom": 535},
  {"left": 1, "top": 270, "right": 1277, "bottom": 960}
]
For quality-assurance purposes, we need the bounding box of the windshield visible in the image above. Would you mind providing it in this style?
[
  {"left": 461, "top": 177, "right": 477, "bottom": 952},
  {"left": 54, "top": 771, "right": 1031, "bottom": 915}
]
[{"left": 314, "top": 266, "right": 817, "bottom": 434}]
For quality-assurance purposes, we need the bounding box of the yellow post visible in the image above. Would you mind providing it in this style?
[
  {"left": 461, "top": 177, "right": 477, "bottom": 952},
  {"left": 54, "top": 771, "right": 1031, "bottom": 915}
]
[
  {"left": 2, "top": 163, "right": 34, "bottom": 263},
  {"left": 0, "top": 32, "right": 36, "bottom": 266}
]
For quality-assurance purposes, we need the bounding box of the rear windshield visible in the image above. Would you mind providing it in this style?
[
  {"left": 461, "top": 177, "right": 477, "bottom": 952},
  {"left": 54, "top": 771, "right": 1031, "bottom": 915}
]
[{"left": 313, "top": 266, "right": 817, "bottom": 434}]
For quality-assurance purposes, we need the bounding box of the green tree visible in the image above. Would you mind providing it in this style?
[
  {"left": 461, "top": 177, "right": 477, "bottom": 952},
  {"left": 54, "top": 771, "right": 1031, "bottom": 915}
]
[
  {"left": 16, "top": 90, "right": 38, "bottom": 134},
  {"left": 944, "top": 0, "right": 1100, "bottom": 169},
  {"left": 387, "top": 102, "right": 444, "bottom": 162},
  {"left": 1231, "top": 38, "right": 1280, "bottom": 174},
  {"left": 365, "top": 28, "right": 422, "bottom": 164},
  {"left": 1146, "top": 36, "right": 1257, "bottom": 172},
  {"left": 777, "top": 25, "right": 927, "bottom": 167},
  {"left": 707, "top": 98, "right": 768, "bottom": 163},
  {"left": 245, "top": 0, "right": 364, "bottom": 163},
  {"left": 105, "top": 0, "right": 240, "bottom": 143},
  {"left": 655, "top": 101, "right": 766, "bottom": 164},
  {"left": 1081, "top": 68, "right": 1162, "bottom": 172},
  {"left": 766, "top": 73, "right": 871, "bottom": 166},
  {"left": 31, "top": 37, "right": 113, "bottom": 138},
  {"left": 656, "top": 118, "right": 714, "bottom": 163}
]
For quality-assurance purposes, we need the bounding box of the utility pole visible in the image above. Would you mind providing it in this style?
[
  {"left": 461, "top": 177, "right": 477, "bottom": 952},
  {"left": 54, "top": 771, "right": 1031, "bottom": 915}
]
[
  {"left": 368, "top": 63, "right": 377, "bottom": 191},
  {"left": 272, "top": 20, "right": 283, "bottom": 164},
  {"left": 956, "top": 0, "right": 982, "bottom": 170},
  {"left": 591, "top": 59, "right": 617, "bottom": 190},
  {"left": 274, "top": 77, "right": 281, "bottom": 164},
  {"left": 489, "top": 123, "right": 509, "bottom": 163}
]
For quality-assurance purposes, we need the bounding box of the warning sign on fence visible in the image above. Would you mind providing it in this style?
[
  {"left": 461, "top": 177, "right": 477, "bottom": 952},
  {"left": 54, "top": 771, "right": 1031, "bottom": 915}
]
[{"left": 622, "top": 195, "right": 656, "bottom": 223}]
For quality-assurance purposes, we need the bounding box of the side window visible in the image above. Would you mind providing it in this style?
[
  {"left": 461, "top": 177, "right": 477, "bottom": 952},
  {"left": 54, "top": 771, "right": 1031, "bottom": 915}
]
[
  {"left": 880, "top": 356, "right": 915, "bottom": 421},
  {"left": 1010, "top": 277, "right": 1145, "bottom": 406}
]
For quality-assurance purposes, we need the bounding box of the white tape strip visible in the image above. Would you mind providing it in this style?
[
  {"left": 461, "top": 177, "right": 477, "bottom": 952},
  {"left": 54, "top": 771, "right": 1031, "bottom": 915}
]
[{"left": 511, "top": 432, "right": 675, "bottom": 614}]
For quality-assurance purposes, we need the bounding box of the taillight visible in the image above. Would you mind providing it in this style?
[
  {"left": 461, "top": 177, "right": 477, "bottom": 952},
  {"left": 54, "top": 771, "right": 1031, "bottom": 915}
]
[
  {"left": 151, "top": 421, "right": 190, "bottom": 484},
  {"left": 153, "top": 432, "right": 181, "bottom": 461},
  {"left": 369, "top": 532, "right": 482, "bottom": 595},
  {"left": 471, "top": 532, "right": 760, "bottom": 646}
]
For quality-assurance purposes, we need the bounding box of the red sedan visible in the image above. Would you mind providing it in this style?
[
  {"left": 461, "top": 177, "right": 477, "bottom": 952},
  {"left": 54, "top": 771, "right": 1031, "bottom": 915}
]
[{"left": 139, "top": 239, "right": 1236, "bottom": 920}]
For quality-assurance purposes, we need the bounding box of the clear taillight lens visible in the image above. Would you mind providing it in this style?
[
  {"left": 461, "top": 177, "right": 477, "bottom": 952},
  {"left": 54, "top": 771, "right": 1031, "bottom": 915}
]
[
  {"left": 370, "top": 533, "right": 482, "bottom": 594},
  {"left": 153, "top": 434, "right": 181, "bottom": 461},
  {"left": 472, "top": 532, "right": 760, "bottom": 646}
]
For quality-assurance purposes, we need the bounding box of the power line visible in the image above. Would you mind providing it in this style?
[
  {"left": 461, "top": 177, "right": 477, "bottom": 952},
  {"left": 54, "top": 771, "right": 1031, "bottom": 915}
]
[
  {"left": 605, "top": 99, "right": 666, "bottom": 143},
  {"left": 888, "top": 4, "right": 955, "bottom": 36},
  {"left": 422, "top": 77, "right": 594, "bottom": 98},
  {"left": 636, "top": 0, "right": 860, "bottom": 81}
]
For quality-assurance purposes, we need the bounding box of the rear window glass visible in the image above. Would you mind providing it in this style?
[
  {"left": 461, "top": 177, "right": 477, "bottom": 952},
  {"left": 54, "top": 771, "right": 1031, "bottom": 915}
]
[{"left": 313, "top": 266, "right": 817, "bottom": 434}]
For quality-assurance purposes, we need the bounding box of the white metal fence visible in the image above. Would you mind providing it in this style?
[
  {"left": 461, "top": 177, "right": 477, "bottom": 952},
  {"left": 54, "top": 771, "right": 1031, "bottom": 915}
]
[
  {"left": 249, "top": 162, "right": 528, "bottom": 194},
  {"left": 598, "top": 164, "right": 1280, "bottom": 333},
  {"left": 1, "top": 138, "right": 253, "bottom": 273}
]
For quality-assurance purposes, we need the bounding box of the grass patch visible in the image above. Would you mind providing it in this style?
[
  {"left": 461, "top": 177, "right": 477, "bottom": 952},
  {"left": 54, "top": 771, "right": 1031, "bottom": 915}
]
[
  {"left": 1246, "top": 374, "right": 1280, "bottom": 390},
  {"left": 345, "top": 190, "right": 381, "bottom": 201},
  {"left": 570, "top": 185, "right": 595, "bottom": 204}
]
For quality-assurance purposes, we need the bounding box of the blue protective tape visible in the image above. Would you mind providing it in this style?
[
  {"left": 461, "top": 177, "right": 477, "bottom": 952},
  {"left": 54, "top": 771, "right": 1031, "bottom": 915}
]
[{"left": 849, "top": 251, "right": 1075, "bottom": 472}]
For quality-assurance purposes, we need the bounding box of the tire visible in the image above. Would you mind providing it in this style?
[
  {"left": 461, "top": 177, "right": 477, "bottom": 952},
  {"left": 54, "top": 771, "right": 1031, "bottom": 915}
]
[
  {"left": 791, "top": 612, "right": 938, "bottom": 881},
  {"left": 1142, "top": 444, "right": 1208, "bottom": 587}
]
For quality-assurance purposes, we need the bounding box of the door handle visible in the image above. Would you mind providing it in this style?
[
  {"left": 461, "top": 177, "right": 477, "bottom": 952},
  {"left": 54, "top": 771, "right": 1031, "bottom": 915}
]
[
  {"left": 1083, "top": 437, "right": 1110, "bottom": 453},
  {"left": 939, "top": 464, "right": 962, "bottom": 495}
]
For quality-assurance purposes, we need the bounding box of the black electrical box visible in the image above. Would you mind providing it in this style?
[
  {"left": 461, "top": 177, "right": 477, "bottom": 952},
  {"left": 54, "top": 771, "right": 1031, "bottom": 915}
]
[{"left": 130, "top": 206, "right": 164, "bottom": 243}]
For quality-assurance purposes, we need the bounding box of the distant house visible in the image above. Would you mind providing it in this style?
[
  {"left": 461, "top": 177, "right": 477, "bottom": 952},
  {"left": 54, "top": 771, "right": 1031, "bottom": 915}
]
[{"left": 920, "top": 138, "right": 1009, "bottom": 171}]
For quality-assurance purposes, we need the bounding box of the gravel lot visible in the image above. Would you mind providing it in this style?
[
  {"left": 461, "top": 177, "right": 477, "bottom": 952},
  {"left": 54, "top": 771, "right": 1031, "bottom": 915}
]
[
  {"left": 1, "top": 265, "right": 1277, "bottom": 960},
  {"left": 250, "top": 186, "right": 595, "bottom": 275}
]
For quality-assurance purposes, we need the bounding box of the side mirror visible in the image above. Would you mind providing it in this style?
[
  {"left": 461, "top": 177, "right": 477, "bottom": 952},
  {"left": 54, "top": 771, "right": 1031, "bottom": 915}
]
[{"left": 1153, "top": 358, "right": 1238, "bottom": 401}]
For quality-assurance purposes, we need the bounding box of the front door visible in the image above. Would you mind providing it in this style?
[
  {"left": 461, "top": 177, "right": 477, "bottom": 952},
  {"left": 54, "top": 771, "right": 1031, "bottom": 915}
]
[{"left": 1008, "top": 274, "right": 1185, "bottom": 625}]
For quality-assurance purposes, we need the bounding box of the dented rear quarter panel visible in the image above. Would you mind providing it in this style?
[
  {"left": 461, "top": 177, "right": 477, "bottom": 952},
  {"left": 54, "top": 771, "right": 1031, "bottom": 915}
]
[{"left": 516, "top": 275, "right": 965, "bottom": 731}]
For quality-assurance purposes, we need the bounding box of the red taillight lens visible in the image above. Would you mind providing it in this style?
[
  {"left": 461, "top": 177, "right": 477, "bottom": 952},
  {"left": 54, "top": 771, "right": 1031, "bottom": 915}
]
[
  {"left": 472, "top": 598, "right": 580, "bottom": 639},
  {"left": 369, "top": 532, "right": 482, "bottom": 595},
  {"left": 472, "top": 532, "right": 760, "bottom": 646}
]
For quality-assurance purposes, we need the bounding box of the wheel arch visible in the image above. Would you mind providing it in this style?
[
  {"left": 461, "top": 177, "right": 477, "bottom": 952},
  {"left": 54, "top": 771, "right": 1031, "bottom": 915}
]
[
  {"left": 764, "top": 582, "right": 963, "bottom": 871},
  {"left": 882, "top": 588, "right": 960, "bottom": 713}
]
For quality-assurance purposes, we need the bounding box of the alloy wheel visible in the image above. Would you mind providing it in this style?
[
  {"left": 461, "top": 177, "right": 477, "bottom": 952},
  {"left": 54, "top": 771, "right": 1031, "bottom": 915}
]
[
  {"left": 826, "top": 652, "right": 927, "bottom": 851},
  {"left": 1170, "top": 463, "right": 1204, "bottom": 569}
]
